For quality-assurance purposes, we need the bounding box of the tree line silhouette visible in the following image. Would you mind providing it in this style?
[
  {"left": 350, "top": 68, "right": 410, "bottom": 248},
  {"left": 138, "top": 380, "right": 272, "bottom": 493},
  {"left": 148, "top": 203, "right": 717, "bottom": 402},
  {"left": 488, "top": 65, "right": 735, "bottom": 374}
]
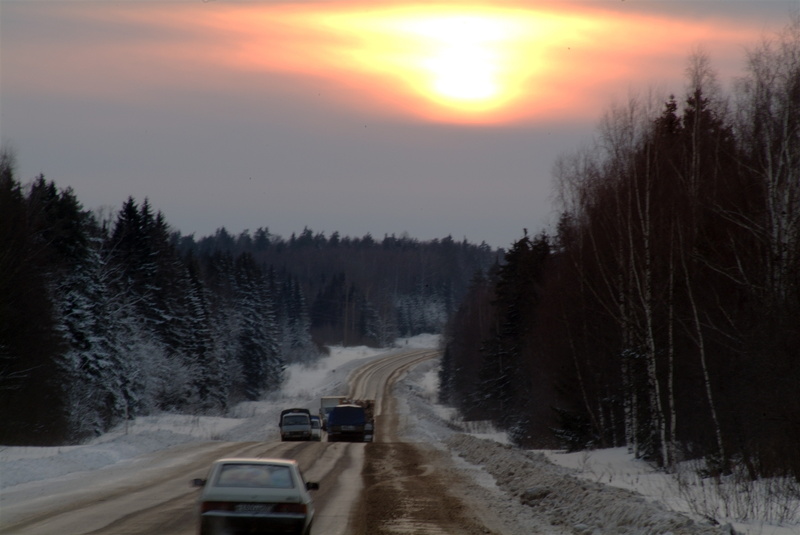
[
  {"left": 0, "top": 161, "right": 499, "bottom": 445},
  {"left": 441, "top": 25, "right": 799, "bottom": 480}
]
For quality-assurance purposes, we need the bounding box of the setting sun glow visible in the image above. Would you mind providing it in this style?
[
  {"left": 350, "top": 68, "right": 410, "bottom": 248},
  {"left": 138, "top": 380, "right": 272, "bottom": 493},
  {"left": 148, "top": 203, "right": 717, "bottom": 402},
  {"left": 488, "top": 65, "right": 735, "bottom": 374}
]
[
  {"left": 85, "top": 2, "right": 756, "bottom": 124},
  {"left": 312, "top": 7, "right": 552, "bottom": 121},
  {"left": 408, "top": 16, "right": 510, "bottom": 103}
]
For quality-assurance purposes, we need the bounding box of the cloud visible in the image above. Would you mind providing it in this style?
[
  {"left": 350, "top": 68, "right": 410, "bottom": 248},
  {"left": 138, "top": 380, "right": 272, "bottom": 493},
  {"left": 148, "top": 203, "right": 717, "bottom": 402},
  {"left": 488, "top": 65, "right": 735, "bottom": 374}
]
[{"left": 5, "top": 1, "right": 771, "bottom": 125}]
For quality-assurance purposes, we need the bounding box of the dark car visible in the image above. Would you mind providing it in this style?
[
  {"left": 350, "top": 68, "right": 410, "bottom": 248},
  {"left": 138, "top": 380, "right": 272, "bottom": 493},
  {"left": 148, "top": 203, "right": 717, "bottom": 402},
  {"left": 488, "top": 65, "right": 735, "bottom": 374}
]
[{"left": 326, "top": 404, "right": 373, "bottom": 442}]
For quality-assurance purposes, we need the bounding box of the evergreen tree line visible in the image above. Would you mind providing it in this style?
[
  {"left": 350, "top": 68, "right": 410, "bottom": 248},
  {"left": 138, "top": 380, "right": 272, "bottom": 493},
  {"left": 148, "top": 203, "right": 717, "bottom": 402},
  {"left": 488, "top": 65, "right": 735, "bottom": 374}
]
[
  {"left": 440, "top": 23, "right": 800, "bottom": 479},
  {"left": 175, "top": 225, "right": 499, "bottom": 347},
  {"left": 0, "top": 170, "right": 309, "bottom": 444},
  {"left": 0, "top": 156, "right": 499, "bottom": 445}
]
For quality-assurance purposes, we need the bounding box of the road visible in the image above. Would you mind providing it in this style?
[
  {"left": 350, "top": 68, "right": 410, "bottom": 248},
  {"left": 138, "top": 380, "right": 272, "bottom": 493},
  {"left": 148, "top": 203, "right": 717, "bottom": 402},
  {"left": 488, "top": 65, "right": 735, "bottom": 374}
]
[{"left": 1, "top": 348, "right": 499, "bottom": 535}]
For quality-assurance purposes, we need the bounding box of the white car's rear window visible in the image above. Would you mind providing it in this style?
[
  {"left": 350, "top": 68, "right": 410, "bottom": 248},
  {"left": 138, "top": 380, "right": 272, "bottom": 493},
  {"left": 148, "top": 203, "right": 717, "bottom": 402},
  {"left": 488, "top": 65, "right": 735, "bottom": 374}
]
[{"left": 215, "top": 464, "right": 295, "bottom": 489}]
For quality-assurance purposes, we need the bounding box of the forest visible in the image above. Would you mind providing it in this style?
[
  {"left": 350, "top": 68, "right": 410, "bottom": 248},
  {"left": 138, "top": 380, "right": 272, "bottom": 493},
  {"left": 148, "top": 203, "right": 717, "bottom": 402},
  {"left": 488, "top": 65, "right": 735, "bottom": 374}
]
[
  {"left": 440, "top": 22, "right": 799, "bottom": 479},
  {"left": 0, "top": 164, "right": 499, "bottom": 445}
]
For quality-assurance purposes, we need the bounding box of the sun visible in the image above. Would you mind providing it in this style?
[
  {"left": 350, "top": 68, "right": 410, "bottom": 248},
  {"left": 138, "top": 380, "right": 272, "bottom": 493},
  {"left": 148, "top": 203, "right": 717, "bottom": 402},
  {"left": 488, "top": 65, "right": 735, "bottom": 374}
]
[
  {"left": 181, "top": 2, "right": 729, "bottom": 124},
  {"left": 208, "top": 3, "right": 604, "bottom": 122},
  {"left": 399, "top": 14, "right": 518, "bottom": 108},
  {"left": 312, "top": 6, "right": 541, "bottom": 119}
]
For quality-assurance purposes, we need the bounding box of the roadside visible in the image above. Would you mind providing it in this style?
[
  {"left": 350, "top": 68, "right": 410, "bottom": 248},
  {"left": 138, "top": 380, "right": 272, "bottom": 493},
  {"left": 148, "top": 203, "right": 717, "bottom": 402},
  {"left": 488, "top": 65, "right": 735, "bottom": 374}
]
[
  {"left": 347, "top": 343, "right": 569, "bottom": 535},
  {"left": 393, "top": 358, "right": 738, "bottom": 535}
]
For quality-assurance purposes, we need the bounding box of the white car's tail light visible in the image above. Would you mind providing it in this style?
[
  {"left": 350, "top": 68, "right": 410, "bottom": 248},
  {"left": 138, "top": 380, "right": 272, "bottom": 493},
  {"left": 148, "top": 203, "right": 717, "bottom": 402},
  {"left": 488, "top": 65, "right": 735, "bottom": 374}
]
[
  {"left": 200, "top": 501, "right": 235, "bottom": 513},
  {"left": 273, "top": 503, "right": 307, "bottom": 514}
]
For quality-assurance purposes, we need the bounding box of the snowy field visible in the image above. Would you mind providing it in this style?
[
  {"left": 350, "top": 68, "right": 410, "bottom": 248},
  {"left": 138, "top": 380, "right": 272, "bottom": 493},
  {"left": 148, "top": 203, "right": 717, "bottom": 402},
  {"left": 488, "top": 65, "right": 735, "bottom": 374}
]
[{"left": 2, "top": 334, "right": 797, "bottom": 535}]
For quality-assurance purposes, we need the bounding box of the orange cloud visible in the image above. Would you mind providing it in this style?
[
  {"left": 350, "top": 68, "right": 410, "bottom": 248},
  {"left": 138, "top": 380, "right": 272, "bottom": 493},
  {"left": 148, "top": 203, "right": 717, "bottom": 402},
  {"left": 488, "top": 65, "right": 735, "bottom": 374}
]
[
  {"left": 188, "top": 2, "right": 759, "bottom": 124},
  {"left": 19, "top": 2, "right": 763, "bottom": 125}
]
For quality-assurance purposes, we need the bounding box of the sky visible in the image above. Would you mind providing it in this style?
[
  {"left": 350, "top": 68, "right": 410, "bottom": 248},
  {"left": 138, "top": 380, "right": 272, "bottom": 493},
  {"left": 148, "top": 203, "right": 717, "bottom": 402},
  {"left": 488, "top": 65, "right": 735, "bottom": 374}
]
[{"left": 1, "top": 1, "right": 796, "bottom": 248}]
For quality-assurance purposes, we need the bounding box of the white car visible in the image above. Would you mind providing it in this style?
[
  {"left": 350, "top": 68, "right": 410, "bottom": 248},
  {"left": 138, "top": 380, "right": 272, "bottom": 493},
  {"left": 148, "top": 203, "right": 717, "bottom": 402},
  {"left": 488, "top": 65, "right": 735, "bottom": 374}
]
[
  {"left": 309, "top": 415, "right": 322, "bottom": 441},
  {"left": 280, "top": 409, "right": 313, "bottom": 441},
  {"left": 192, "top": 458, "right": 319, "bottom": 535}
]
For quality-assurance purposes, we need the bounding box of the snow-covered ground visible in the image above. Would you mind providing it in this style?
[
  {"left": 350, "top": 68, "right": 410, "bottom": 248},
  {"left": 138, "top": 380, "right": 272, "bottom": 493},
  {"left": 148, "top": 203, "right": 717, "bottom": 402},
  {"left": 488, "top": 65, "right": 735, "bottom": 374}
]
[
  {"left": 398, "top": 356, "right": 800, "bottom": 535},
  {"left": 2, "top": 334, "right": 798, "bottom": 535}
]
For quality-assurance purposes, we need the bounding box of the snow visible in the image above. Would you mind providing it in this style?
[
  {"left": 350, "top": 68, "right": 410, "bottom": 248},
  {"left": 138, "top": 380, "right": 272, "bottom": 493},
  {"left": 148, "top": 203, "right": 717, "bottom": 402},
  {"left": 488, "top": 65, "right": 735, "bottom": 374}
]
[
  {"left": 2, "top": 333, "right": 798, "bottom": 535},
  {"left": 538, "top": 448, "right": 799, "bottom": 535}
]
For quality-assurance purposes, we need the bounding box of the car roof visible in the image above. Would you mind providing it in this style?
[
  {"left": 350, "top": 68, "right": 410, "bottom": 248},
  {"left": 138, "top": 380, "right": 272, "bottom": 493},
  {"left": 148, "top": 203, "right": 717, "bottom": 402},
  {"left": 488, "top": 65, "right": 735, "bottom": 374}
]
[{"left": 213, "top": 458, "right": 299, "bottom": 467}]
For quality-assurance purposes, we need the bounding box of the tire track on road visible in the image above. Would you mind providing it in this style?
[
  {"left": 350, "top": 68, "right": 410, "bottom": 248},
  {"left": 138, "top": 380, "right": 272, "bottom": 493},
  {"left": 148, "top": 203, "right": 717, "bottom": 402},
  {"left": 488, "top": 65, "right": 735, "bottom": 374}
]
[
  {"left": 348, "top": 348, "right": 501, "bottom": 535},
  {"left": 2, "top": 441, "right": 286, "bottom": 535}
]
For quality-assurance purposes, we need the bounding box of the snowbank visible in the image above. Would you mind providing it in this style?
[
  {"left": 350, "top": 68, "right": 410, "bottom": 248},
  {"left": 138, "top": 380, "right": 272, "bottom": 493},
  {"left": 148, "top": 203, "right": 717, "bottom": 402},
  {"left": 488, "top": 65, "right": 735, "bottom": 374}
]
[
  {"left": 448, "top": 434, "right": 728, "bottom": 535},
  {"left": 397, "top": 353, "right": 799, "bottom": 535}
]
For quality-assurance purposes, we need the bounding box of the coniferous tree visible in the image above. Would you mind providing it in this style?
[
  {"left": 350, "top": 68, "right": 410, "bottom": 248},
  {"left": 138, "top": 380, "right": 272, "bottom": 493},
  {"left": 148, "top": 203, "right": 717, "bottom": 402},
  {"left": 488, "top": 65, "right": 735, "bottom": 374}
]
[
  {"left": 440, "top": 269, "right": 494, "bottom": 419},
  {"left": 36, "top": 182, "right": 128, "bottom": 439},
  {"left": 234, "top": 253, "right": 282, "bottom": 400},
  {"left": 1, "top": 145, "right": 499, "bottom": 443},
  {"left": 0, "top": 165, "right": 69, "bottom": 444},
  {"left": 477, "top": 232, "right": 549, "bottom": 441}
]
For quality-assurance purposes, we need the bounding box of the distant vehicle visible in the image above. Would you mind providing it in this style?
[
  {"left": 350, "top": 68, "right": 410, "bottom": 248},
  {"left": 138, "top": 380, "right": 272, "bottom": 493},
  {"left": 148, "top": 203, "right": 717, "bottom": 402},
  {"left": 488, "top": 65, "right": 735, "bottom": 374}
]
[
  {"left": 280, "top": 408, "right": 312, "bottom": 441},
  {"left": 309, "top": 415, "right": 322, "bottom": 441},
  {"left": 192, "top": 457, "right": 319, "bottom": 535},
  {"left": 326, "top": 402, "right": 374, "bottom": 442},
  {"left": 319, "top": 396, "right": 346, "bottom": 430},
  {"left": 280, "top": 407, "right": 312, "bottom": 422}
]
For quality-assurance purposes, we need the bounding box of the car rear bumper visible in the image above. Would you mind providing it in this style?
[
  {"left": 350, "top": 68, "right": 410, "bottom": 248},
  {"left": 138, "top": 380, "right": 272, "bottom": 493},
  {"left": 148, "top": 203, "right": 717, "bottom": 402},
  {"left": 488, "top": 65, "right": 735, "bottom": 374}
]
[
  {"left": 201, "top": 512, "right": 307, "bottom": 534},
  {"left": 281, "top": 433, "right": 312, "bottom": 441},
  {"left": 327, "top": 430, "right": 372, "bottom": 442}
]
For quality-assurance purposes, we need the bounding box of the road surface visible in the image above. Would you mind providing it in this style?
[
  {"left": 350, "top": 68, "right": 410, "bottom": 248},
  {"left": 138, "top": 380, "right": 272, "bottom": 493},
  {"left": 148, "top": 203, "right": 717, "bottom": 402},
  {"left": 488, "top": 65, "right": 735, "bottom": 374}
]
[{"left": 1, "top": 348, "right": 501, "bottom": 535}]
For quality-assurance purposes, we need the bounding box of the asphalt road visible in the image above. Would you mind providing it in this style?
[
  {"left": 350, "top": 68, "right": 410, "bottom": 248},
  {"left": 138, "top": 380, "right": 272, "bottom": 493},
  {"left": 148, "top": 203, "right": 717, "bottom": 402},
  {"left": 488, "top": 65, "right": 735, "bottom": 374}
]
[{"left": 1, "top": 348, "right": 467, "bottom": 535}]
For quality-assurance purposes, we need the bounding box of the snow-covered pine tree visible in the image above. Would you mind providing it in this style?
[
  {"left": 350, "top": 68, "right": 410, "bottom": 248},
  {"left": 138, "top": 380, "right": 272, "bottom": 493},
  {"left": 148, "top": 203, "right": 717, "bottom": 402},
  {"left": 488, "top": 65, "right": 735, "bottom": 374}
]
[{"left": 233, "top": 253, "right": 282, "bottom": 400}]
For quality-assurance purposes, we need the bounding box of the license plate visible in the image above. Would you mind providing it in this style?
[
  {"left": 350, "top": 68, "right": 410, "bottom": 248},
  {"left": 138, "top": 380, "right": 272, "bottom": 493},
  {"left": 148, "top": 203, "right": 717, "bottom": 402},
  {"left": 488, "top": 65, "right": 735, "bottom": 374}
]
[
  {"left": 235, "top": 503, "right": 274, "bottom": 513},
  {"left": 342, "top": 425, "right": 357, "bottom": 431}
]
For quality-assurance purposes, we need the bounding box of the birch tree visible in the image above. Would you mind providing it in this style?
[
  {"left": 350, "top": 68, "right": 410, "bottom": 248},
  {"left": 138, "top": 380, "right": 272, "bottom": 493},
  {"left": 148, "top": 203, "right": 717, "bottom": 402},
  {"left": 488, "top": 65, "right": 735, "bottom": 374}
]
[{"left": 735, "top": 17, "right": 800, "bottom": 305}]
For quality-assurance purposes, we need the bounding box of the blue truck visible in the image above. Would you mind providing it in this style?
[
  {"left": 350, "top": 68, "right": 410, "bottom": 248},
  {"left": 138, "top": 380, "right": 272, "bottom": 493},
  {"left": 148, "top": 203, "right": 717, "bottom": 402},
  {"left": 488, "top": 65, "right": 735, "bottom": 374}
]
[{"left": 326, "top": 402, "right": 374, "bottom": 443}]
